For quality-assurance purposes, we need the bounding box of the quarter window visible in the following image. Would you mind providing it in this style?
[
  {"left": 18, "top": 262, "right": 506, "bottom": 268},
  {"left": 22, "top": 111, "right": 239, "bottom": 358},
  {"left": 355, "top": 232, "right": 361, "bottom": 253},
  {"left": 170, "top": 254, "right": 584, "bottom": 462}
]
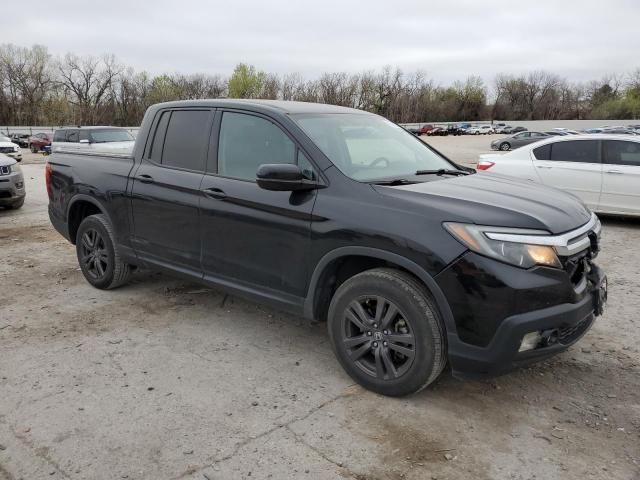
[
  {"left": 533, "top": 144, "right": 551, "bottom": 160},
  {"left": 161, "top": 110, "right": 211, "bottom": 172},
  {"left": 218, "top": 112, "right": 296, "bottom": 180},
  {"left": 550, "top": 140, "right": 599, "bottom": 163},
  {"left": 604, "top": 140, "right": 640, "bottom": 167}
]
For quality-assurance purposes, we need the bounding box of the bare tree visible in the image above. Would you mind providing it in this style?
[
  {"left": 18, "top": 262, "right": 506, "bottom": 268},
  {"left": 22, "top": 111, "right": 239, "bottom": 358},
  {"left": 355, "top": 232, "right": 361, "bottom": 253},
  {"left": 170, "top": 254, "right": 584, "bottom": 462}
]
[{"left": 57, "top": 53, "right": 122, "bottom": 124}]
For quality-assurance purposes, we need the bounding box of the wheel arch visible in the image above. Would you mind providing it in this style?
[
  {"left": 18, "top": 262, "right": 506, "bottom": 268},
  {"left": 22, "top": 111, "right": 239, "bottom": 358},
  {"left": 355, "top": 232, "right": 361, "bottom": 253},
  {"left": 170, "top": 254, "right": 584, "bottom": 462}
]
[
  {"left": 66, "top": 195, "right": 112, "bottom": 244},
  {"left": 304, "top": 247, "right": 456, "bottom": 334}
]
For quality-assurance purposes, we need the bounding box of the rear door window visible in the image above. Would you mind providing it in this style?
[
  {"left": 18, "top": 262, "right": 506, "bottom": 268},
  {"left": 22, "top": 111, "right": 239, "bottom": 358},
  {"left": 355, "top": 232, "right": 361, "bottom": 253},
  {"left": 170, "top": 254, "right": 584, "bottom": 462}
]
[
  {"left": 161, "top": 110, "right": 212, "bottom": 172},
  {"left": 550, "top": 140, "right": 599, "bottom": 163},
  {"left": 604, "top": 140, "right": 640, "bottom": 167},
  {"left": 53, "top": 130, "right": 66, "bottom": 142},
  {"left": 66, "top": 130, "right": 79, "bottom": 142}
]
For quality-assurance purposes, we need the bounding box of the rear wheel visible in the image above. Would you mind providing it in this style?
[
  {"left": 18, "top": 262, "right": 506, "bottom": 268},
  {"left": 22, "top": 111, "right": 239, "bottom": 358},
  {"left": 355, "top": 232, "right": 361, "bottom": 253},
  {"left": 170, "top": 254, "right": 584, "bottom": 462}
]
[
  {"left": 499, "top": 142, "right": 511, "bottom": 151},
  {"left": 328, "top": 268, "right": 446, "bottom": 396},
  {"left": 76, "top": 214, "right": 131, "bottom": 289},
  {"left": 30, "top": 144, "right": 38, "bottom": 153}
]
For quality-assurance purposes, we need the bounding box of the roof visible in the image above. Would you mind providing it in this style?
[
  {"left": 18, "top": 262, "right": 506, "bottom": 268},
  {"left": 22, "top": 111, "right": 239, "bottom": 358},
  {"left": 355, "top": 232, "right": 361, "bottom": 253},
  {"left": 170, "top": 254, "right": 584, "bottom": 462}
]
[
  {"left": 149, "top": 99, "right": 370, "bottom": 115},
  {"left": 56, "top": 126, "right": 130, "bottom": 130}
]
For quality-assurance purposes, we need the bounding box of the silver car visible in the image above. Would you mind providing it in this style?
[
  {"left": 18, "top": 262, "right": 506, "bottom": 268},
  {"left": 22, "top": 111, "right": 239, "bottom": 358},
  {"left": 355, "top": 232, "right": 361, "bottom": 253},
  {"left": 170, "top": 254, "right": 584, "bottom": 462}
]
[
  {"left": 491, "top": 131, "right": 550, "bottom": 151},
  {"left": 0, "top": 153, "right": 25, "bottom": 209}
]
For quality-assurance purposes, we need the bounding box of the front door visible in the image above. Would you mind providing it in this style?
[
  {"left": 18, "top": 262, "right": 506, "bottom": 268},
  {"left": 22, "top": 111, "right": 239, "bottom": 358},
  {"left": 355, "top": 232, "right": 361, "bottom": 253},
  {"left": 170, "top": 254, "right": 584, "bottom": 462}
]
[
  {"left": 199, "top": 110, "right": 317, "bottom": 303},
  {"left": 531, "top": 139, "right": 602, "bottom": 210},
  {"left": 600, "top": 139, "right": 640, "bottom": 215},
  {"left": 130, "top": 108, "right": 214, "bottom": 274}
]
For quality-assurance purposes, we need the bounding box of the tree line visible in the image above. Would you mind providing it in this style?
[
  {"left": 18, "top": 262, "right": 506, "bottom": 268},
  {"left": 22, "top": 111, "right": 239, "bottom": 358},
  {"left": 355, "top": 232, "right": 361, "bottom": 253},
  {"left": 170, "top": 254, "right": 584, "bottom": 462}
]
[{"left": 1, "top": 44, "right": 639, "bottom": 127}]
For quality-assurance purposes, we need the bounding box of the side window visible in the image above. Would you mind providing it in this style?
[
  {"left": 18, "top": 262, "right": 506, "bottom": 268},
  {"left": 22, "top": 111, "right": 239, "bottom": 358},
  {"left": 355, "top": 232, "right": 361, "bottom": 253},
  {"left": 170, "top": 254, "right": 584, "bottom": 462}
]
[
  {"left": 66, "top": 130, "right": 79, "bottom": 142},
  {"left": 149, "top": 111, "right": 170, "bottom": 163},
  {"left": 161, "top": 110, "right": 211, "bottom": 172},
  {"left": 550, "top": 140, "right": 599, "bottom": 163},
  {"left": 218, "top": 112, "right": 296, "bottom": 180},
  {"left": 514, "top": 132, "right": 527, "bottom": 138},
  {"left": 79, "top": 130, "right": 90, "bottom": 142},
  {"left": 533, "top": 144, "right": 551, "bottom": 160},
  {"left": 53, "top": 130, "right": 66, "bottom": 142},
  {"left": 604, "top": 140, "right": 640, "bottom": 167}
]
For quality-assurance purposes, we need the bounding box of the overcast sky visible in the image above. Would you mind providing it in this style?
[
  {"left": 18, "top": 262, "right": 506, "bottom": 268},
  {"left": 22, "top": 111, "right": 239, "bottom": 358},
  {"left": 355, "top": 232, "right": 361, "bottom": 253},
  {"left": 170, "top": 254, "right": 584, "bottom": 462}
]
[{"left": 4, "top": 0, "right": 638, "bottom": 84}]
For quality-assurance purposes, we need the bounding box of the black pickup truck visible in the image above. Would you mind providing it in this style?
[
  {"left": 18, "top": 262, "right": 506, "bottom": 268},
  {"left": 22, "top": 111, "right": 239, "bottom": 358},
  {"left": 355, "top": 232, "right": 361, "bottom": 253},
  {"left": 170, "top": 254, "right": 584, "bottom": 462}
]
[{"left": 47, "top": 100, "right": 607, "bottom": 396}]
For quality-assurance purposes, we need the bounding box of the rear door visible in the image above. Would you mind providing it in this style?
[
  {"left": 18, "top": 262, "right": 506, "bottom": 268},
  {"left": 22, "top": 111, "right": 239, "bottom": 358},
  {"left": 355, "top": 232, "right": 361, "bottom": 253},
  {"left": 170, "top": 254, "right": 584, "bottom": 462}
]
[
  {"left": 531, "top": 139, "right": 602, "bottom": 210},
  {"left": 199, "top": 110, "right": 317, "bottom": 303},
  {"left": 130, "top": 108, "right": 214, "bottom": 274},
  {"left": 600, "top": 139, "right": 640, "bottom": 215}
]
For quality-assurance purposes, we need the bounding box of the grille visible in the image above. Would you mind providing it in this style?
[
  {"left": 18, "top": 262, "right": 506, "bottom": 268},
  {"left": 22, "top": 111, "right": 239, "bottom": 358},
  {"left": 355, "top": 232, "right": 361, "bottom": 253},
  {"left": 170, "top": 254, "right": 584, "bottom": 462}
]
[
  {"left": 561, "top": 231, "right": 599, "bottom": 287},
  {"left": 0, "top": 147, "right": 14, "bottom": 154},
  {"left": 558, "top": 316, "right": 593, "bottom": 345},
  {"left": 0, "top": 165, "right": 10, "bottom": 176}
]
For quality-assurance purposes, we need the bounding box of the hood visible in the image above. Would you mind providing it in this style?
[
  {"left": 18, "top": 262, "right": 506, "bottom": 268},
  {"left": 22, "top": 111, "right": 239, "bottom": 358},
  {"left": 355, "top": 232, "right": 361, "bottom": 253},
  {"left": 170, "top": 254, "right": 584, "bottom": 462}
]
[
  {"left": 0, "top": 153, "right": 17, "bottom": 167},
  {"left": 373, "top": 172, "right": 591, "bottom": 234},
  {"left": 0, "top": 141, "right": 18, "bottom": 149}
]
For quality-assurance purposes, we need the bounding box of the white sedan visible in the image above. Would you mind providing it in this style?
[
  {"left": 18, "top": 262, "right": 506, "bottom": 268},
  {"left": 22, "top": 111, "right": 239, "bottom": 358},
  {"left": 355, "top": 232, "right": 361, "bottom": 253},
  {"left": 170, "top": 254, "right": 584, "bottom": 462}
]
[
  {"left": 0, "top": 135, "right": 22, "bottom": 162},
  {"left": 477, "top": 134, "right": 640, "bottom": 217}
]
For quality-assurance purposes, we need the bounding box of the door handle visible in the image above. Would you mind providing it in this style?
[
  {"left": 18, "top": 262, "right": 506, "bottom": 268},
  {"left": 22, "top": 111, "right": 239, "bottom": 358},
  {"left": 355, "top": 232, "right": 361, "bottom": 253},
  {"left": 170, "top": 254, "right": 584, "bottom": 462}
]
[
  {"left": 606, "top": 169, "right": 624, "bottom": 175},
  {"left": 536, "top": 165, "right": 552, "bottom": 169},
  {"left": 136, "top": 174, "right": 154, "bottom": 183},
  {"left": 201, "top": 187, "right": 227, "bottom": 200}
]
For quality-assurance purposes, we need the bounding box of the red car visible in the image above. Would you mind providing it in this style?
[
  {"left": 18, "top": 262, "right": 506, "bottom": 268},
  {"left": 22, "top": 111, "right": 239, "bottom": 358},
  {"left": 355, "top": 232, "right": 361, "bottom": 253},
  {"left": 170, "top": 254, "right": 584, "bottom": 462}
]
[
  {"left": 28, "top": 133, "right": 53, "bottom": 153},
  {"left": 415, "top": 124, "right": 434, "bottom": 135}
]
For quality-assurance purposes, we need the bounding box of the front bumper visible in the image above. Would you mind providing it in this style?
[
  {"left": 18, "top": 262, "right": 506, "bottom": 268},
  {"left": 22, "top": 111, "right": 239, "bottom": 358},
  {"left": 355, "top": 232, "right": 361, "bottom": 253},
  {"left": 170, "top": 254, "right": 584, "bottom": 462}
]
[
  {"left": 6, "top": 151, "right": 22, "bottom": 161},
  {"left": 436, "top": 251, "right": 606, "bottom": 378},
  {"left": 0, "top": 171, "right": 26, "bottom": 206}
]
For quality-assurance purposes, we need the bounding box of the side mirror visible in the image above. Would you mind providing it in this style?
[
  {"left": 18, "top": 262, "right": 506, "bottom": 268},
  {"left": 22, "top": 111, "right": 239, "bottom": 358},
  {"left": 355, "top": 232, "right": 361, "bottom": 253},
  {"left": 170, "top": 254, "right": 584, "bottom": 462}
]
[
  {"left": 256, "top": 164, "right": 318, "bottom": 192},
  {"left": 79, "top": 139, "right": 90, "bottom": 144}
]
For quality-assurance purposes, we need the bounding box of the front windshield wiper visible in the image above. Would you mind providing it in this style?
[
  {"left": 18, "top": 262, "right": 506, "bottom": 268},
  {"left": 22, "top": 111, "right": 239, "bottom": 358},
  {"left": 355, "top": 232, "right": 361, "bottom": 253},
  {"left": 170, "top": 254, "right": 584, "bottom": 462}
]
[
  {"left": 370, "top": 179, "right": 418, "bottom": 186},
  {"left": 415, "top": 169, "right": 470, "bottom": 176}
]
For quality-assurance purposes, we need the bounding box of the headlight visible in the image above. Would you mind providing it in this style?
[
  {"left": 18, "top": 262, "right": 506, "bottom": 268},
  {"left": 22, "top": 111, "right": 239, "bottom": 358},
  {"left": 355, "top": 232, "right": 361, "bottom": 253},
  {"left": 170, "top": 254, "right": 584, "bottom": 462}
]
[
  {"left": 444, "top": 222, "right": 562, "bottom": 269},
  {"left": 11, "top": 163, "right": 21, "bottom": 174}
]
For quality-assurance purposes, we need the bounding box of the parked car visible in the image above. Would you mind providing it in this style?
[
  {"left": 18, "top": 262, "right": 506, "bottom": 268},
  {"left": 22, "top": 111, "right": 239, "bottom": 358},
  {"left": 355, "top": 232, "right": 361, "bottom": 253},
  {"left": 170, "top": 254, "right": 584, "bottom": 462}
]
[
  {"left": 28, "top": 132, "right": 53, "bottom": 153},
  {"left": 0, "top": 136, "right": 23, "bottom": 162},
  {"left": 503, "top": 126, "right": 527, "bottom": 134},
  {"left": 478, "top": 134, "right": 640, "bottom": 217},
  {"left": 490, "top": 131, "right": 550, "bottom": 150},
  {"left": 466, "top": 125, "right": 494, "bottom": 135},
  {"left": 9, "top": 133, "right": 30, "bottom": 147},
  {"left": 0, "top": 153, "right": 25, "bottom": 209},
  {"left": 601, "top": 127, "right": 638, "bottom": 135},
  {"left": 412, "top": 124, "right": 435, "bottom": 136},
  {"left": 47, "top": 99, "right": 606, "bottom": 396},
  {"left": 51, "top": 126, "right": 136, "bottom": 152},
  {"left": 552, "top": 128, "right": 580, "bottom": 135},
  {"left": 494, "top": 125, "right": 512, "bottom": 134},
  {"left": 426, "top": 126, "right": 448, "bottom": 136}
]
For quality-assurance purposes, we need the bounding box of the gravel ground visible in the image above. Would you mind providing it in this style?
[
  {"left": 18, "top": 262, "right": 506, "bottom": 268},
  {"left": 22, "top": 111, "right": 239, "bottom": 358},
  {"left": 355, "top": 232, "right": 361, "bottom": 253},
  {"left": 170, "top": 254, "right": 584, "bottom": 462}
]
[{"left": 1, "top": 145, "right": 639, "bottom": 480}]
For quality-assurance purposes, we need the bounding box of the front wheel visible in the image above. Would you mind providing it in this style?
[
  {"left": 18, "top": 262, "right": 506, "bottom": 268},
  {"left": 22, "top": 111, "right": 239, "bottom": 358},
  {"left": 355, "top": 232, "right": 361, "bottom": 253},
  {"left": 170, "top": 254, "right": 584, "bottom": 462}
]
[
  {"left": 328, "top": 268, "right": 447, "bottom": 396},
  {"left": 76, "top": 214, "right": 131, "bottom": 289},
  {"left": 499, "top": 142, "right": 511, "bottom": 151},
  {"left": 30, "top": 145, "right": 38, "bottom": 153}
]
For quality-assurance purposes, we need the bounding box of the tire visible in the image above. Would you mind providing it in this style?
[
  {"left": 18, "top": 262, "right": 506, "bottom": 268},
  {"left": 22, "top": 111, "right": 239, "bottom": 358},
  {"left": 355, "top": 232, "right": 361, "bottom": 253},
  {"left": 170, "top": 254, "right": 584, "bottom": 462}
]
[
  {"left": 499, "top": 142, "right": 511, "bottom": 151},
  {"left": 30, "top": 145, "right": 38, "bottom": 153},
  {"left": 76, "top": 214, "right": 131, "bottom": 289},
  {"left": 8, "top": 198, "right": 24, "bottom": 209},
  {"left": 327, "top": 268, "right": 447, "bottom": 396}
]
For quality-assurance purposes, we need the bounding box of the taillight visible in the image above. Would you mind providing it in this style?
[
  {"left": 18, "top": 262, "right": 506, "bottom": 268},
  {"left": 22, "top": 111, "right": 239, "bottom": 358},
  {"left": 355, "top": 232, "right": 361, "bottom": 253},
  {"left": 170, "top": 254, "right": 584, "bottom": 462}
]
[
  {"left": 477, "top": 161, "right": 495, "bottom": 171},
  {"left": 45, "top": 160, "right": 53, "bottom": 200}
]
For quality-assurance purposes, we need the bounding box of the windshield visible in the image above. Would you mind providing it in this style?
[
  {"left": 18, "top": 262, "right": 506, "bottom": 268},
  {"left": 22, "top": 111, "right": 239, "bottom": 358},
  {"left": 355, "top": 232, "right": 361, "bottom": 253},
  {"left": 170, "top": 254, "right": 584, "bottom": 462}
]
[
  {"left": 90, "top": 129, "right": 134, "bottom": 143},
  {"left": 293, "top": 113, "right": 456, "bottom": 181}
]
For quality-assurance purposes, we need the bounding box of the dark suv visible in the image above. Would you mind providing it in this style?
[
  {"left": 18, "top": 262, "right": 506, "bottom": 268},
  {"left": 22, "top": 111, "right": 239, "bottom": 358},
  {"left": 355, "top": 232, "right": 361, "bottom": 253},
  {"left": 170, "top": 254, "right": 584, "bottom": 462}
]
[{"left": 47, "top": 100, "right": 607, "bottom": 396}]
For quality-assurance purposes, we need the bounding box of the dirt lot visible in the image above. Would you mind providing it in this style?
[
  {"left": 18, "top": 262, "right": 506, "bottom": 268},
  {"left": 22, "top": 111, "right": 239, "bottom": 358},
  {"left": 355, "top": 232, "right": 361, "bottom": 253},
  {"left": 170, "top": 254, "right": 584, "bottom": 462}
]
[{"left": 1, "top": 145, "right": 639, "bottom": 480}]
